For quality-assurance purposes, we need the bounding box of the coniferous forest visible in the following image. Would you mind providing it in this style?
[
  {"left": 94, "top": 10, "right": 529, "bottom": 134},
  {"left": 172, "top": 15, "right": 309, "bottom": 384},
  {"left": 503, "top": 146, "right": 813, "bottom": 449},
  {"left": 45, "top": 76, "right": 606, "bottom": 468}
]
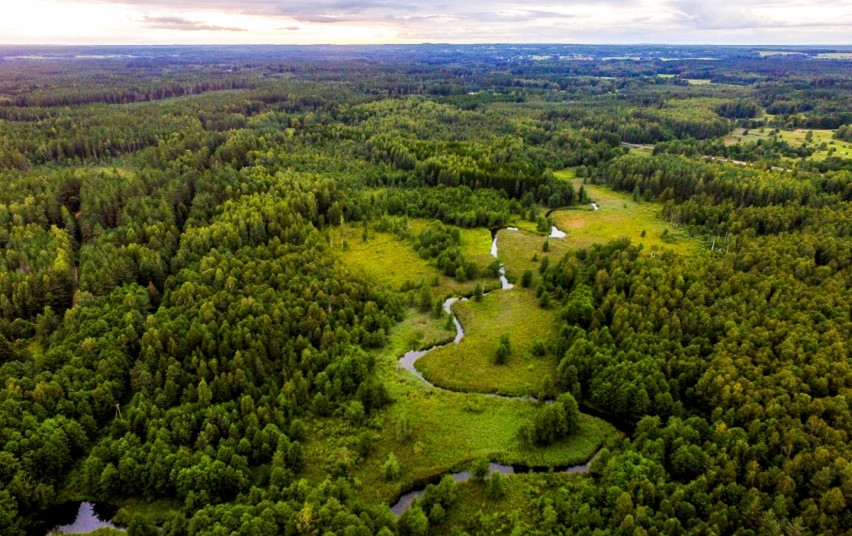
[{"left": 2, "top": 44, "right": 852, "bottom": 535}]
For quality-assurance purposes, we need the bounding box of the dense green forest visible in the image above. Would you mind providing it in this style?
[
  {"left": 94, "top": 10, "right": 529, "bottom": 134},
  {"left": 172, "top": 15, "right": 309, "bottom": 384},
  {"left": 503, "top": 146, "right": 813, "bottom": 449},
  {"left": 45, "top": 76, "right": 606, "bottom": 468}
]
[{"left": 2, "top": 45, "right": 852, "bottom": 535}]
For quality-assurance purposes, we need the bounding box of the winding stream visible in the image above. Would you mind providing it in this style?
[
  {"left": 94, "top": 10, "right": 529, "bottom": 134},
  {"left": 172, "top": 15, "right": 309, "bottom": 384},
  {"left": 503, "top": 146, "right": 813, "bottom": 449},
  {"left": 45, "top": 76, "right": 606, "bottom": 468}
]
[{"left": 393, "top": 227, "right": 604, "bottom": 515}]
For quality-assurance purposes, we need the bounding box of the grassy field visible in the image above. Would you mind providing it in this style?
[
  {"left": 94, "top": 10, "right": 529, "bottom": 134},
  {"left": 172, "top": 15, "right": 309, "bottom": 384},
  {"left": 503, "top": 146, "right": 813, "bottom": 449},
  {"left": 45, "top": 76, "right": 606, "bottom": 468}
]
[
  {"left": 392, "top": 309, "right": 457, "bottom": 352},
  {"left": 302, "top": 307, "right": 618, "bottom": 506},
  {"left": 496, "top": 229, "right": 571, "bottom": 283},
  {"left": 332, "top": 225, "right": 499, "bottom": 299},
  {"left": 317, "top": 213, "right": 620, "bottom": 509},
  {"left": 726, "top": 127, "right": 852, "bottom": 160},
  {"left": 624, "top": 145, "right": 654, "bottom": 157},
  {"left": 758, "top": 51, "right": 806, "bottom": 57},
  {"left": 548, "top": 174, "right": 698, "bottom": 257},
  {"left": 416, "top": 290, "right": 559, "bottom": 397},
  {"left": 406, "top": 219, "right": 495, "bottom": 267},
  {"left": 817, "top": 53, "right": 852, "bottom": 59}
]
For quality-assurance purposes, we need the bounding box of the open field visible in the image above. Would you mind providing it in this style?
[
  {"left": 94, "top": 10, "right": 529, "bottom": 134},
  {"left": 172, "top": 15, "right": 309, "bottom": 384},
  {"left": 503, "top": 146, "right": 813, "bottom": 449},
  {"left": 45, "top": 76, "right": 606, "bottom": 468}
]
[
  {"left": 406, "top": 219, "right": 495, "bottom": 265},
  {"left": 758, "top": 51, "right": 806, "bottom": 57},
  {"left": 393, "top": 309, "right": 458, "bottom": 352},
  {"left": 417, "top": 289, "right": 559, "bottom": 397},
  {"left": 726, "top": 127, "right": 852, "bottom": 160},
  {"left": 548, "top": 174, "right": 698, "bottom": 257},
  {"left": 302, "top": 308, "right": 618, "bottom": 505},
  {"left": 817, "top": 53, "right": 852, "bottom": 59},
  {"left": 332, "top": 226, "right": 500, "bottom": 299},
  {"left": 495, "top": 228, "right": 571, "bottom": 286}
]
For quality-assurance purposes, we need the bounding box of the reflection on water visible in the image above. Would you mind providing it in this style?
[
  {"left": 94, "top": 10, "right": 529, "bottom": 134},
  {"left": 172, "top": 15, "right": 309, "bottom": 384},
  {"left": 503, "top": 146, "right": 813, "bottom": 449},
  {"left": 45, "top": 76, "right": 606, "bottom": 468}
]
[
  {"left": 549, "top": 226, "right": 567, "bottom": 239},
  {"left": 45, "top": 502, "right": 120, "bottom": 535},
  {"left": 490, "top": 233, "right": 514, "bottom": 290}
]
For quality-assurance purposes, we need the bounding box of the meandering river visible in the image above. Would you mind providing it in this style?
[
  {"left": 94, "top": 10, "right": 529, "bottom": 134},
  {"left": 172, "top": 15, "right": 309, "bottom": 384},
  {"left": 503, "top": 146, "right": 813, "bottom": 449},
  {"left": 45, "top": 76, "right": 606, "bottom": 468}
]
[{"left": 392, "top": 226, "right": 609, "bottom": 515}]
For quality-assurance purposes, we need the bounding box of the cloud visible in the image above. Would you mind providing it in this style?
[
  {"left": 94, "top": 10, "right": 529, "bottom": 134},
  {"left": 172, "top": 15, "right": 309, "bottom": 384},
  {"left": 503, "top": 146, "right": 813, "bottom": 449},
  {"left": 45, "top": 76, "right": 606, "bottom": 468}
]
[
  {"left": 36, "top": 0, "right": 852, "bottom": 43},
  {"left": 141, "top": 15, "right": 247, "bottom": 31}
]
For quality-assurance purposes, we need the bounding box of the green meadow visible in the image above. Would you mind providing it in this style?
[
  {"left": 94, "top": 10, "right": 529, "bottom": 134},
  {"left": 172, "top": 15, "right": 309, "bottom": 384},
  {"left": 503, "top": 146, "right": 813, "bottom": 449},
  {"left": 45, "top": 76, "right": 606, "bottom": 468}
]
[
  {"left": 496, "top": 228, "right": 571, "bottom": 283},
  {"left": 726, "top": 127, "right": 852, "bottom": 161},
  {"left": 332, "top": 222, "right": 500, "bottom": 299},
  {"left": 313, "top": 209, "right": 628, "bottom": 509},
  {"left": 549, "top": 174, "right": 698, "bottom": 257},
  {"left": 302, "top": 307, "right": 618, "bottom": 505},
  {"left": 416, "top": 290, "right": 559, "bottom": 397}
]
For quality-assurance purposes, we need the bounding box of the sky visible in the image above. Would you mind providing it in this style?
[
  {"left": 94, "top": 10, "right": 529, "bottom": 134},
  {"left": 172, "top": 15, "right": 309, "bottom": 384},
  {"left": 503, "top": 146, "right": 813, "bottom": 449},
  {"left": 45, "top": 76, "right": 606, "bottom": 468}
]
[{"left": 1, "top": 0, "right": 851, "bottom": 45}]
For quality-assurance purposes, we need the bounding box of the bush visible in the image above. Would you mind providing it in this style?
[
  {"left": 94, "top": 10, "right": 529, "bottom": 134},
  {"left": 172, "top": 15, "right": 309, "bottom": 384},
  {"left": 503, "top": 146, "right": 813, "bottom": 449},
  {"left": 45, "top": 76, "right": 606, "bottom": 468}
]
[
  {"left": 488, "top": 472, "right": 506, "bottom": 499},
  {"left": 471, "top": 457, "right": 490, "bottom": 481},
  {"left": 398, "top": 506, "right": 428, "bottom": 536},
  {"left": 382, "top": 453, "right": 400, "bottom": 481},
  {"left": 396, "top": 415, "right": 412, "bottom": 443},
  {"left": 521, "top": 270, "right": 533, "bottom": 288},
  {"left": 494, "top": 334, "right": 511, "bottom": 365}
]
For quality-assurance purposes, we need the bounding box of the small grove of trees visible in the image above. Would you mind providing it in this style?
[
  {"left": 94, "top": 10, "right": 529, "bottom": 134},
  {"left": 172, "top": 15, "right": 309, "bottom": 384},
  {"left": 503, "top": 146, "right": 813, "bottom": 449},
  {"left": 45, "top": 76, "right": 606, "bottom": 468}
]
[
  {"left": 835, "top": 124, "right": 852, "bottom": 142},
  {"left": 519, "top": 393, "right": 581, "bottom": 446},
  {"left": 715, "top": 99, "right": 760, "bottom": 119},
  {"left": 414, "top": 223, "right": 482, "bottom": 282}
]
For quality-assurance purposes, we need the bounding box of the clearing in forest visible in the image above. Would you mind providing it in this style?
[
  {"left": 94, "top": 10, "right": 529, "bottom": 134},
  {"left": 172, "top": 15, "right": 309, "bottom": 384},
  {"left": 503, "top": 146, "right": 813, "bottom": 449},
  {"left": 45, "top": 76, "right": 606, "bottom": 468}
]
[
  {"left": 332, "top": 221, "right": 498, "bottom": 298},
  {"left": 416, "top": 290, "right": 558, "bottom": 397},
  {"left": 496, "top": 228, "right": 571, "bottom": 283},
  {"left": 726, "top": 127, "right": 852, "bottom": 160},
  {"left": 548, "top": 174, "right": 697, "bottom": 257}
]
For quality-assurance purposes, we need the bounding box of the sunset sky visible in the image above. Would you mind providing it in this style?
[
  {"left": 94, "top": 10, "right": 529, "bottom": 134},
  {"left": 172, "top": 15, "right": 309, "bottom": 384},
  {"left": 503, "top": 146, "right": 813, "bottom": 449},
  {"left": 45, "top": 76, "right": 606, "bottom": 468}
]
[{"left": 1, "top": 0, "right": 851, "bottom": 45}]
